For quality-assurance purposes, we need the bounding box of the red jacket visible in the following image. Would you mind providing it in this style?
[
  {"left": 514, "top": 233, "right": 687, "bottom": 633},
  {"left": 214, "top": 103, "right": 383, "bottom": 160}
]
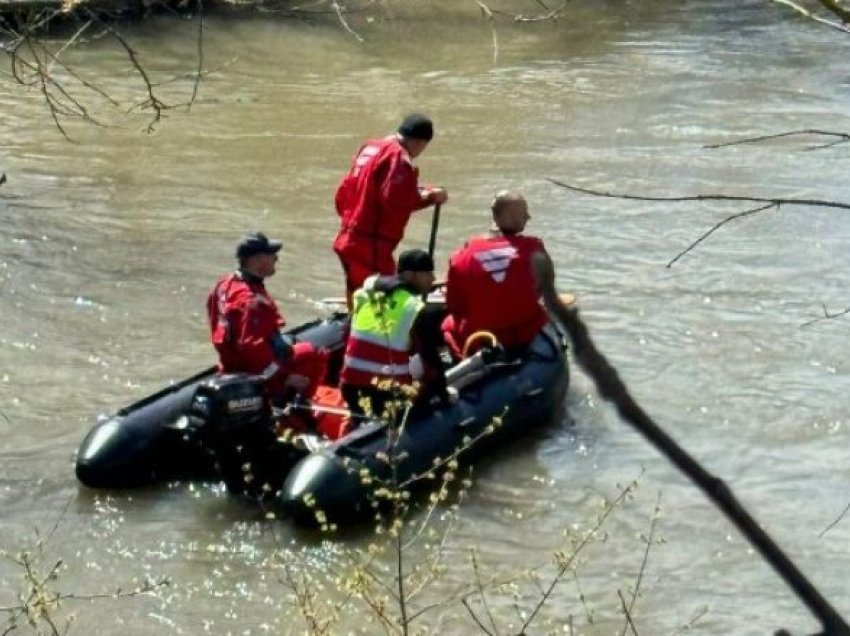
[
  {"left": 443, "top": 234, "right": 549, "bottom": 354},
  {"left": 333, "top": 135, "right": 428, "bottom": 278},
  {"left": 206, "top": 271, "right": 285, "bottom": 376}
]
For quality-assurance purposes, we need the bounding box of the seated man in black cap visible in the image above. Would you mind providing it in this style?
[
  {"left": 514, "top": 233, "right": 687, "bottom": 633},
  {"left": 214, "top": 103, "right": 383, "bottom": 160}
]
[
  {"left": 207, "top": 232, "right": 328, "bottom": 409},
  {"left": 339, "top": 248, "right": 450, "bottom": 420},
  {"left": 333, "top": 114, "right": 450, "bottom": 308}
]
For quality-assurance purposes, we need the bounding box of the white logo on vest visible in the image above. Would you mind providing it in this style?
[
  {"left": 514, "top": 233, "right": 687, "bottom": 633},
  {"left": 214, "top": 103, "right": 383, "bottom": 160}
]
[{"left": 473, "top": 246, "right": 517, "bottom": 283}]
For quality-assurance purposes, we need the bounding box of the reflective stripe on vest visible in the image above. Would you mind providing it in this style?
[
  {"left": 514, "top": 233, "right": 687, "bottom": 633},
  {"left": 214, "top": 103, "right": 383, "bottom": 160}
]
[
  {"left": 344, "top": 277, "right": 423, "bottom": 379},
  {"left": 342, "top": 356, "right": 412, "bottom": 376}
]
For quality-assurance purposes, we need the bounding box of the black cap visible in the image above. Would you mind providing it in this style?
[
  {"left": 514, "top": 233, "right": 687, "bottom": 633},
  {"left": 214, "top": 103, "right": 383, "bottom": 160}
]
[
  {"left": 397, "top": 248, "right": 434, "bottom": 274},
  {"left": 398, "top": 114, "right": 434, "bottom": 141},
  {"left": 236, "top": 232, "right": 282, "bottom": 260}
]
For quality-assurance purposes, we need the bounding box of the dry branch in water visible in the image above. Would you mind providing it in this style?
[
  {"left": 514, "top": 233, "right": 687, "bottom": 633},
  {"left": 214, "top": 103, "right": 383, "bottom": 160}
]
[
  {"left": 547, "top": 178, "right": 850, "bottom": 267},
  {"left": 473, "top": 0, "right": 568, "bottom": 22},
  {"left": 769, "top": 0, "right": 850, "bottom": 32},
  {"left": 800, "top": 303, "right": 850, "bottom": 327},
  {"left": 705, "top": 128, "right": 850, "bottom": 150},
  {"left": 819, "top": 500, "right": 850, "bottom": 537}
]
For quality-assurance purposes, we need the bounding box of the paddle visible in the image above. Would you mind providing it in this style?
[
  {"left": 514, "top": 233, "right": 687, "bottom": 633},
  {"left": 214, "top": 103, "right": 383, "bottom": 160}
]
[{"left": 427, "top": 202, "right": 442, "bottom": 260}]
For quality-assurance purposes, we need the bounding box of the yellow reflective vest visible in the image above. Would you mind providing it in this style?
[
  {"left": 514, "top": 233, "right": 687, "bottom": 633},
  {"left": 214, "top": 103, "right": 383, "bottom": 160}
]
[{"left": 341, "top": 275, "right": 424, "bottom": 387}]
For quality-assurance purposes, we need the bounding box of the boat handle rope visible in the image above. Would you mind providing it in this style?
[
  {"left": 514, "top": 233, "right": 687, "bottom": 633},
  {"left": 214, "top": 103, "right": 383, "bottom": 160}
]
[{"left": 462, "top": 330, "right": 500, "bottom": 358}]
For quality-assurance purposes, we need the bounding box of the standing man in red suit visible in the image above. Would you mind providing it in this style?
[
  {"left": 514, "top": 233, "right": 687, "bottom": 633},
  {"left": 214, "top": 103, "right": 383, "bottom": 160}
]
[
  {"left": 207, "top": 232, "right": 328, "bottom": 404},
  {"left": 442, "top": 191, "right": 554, "bottom": 359},
  {"left": 333, "top": 114, "right": 449, "bottom": 308}
]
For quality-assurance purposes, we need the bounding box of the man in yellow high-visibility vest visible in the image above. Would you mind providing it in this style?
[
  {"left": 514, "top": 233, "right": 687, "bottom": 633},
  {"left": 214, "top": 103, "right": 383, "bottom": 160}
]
[{"left": 340, "top": 249, "right": 449, "bottom": 420}]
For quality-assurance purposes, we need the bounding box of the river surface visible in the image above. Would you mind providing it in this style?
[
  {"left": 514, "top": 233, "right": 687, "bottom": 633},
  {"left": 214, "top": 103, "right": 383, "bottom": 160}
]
[{"left": 1, "top": 1, "right": 849, "bottom": 634}]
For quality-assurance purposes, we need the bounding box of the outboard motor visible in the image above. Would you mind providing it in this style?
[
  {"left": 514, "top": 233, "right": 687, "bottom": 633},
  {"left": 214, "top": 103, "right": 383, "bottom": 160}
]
[
  {"left": 187, "top": 374, "right": 270, "bottom": 437},
  {"left": 187, "top": 374, "right": 289, "bottom": 499}
]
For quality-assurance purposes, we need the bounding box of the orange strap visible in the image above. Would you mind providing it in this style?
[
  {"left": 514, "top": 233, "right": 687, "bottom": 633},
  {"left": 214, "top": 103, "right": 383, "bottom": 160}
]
[{"left": 462, "top": 331, "right": 499, "bottom": 358}]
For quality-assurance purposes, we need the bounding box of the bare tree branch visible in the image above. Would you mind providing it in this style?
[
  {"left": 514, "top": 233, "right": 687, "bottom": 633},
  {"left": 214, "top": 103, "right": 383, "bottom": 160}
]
[
  {"left": 40, "top": 22, "right": 122, "bottom": 108},
  {"left": 620, "top": 492, "right": 662, "bottom": 636},
  {"left": 513, "top": 0, "right": 567, "bottom": 22},
  {"left": 800, "top": 303, "right": 850, "bottom": 327},
  {"left": 465, "top": 548, "right": 499, "bottom": 636},
  {"left": 618, "top": 589, "right": 641, "bottom": 636},
  {"left": 547, "top": 178, "right": 850, "bottom": 212},
  {"left": 331, "top": 0, "right": 364, "bottom": 42},
  {"left": 23, "top": 33, "right": 73, "bottom": 140},
  {"left": 666, "top": 202, "right": 777, "bottom": 268},
  {"left": 817, "top": 0, "right": 850, "bottom": 23},
  {"left": 461, "top": 596, "right": 495, "bottom": 634},
  {"left": 520, "top": 476, "right": 640, "bottom": 633},
  {"left": 704, "top": 128, "right": 850, "bottom": 150},
  {"left": 548, "top": 178, "right": 850, "bottom": 266},
  {"left": 769, "top": 0, "right": 850, "bottom": 32},
  {"left": 474, "top": 0, "right": 566, "bottom": 22},
  {"left": 85, "top": 12, "right": 168, "bottom": 132},
  {"left": 187, "top": 0, "right": 203, "bottom": 110},
  {"left": 819, "top": 500, "right": 850, "bottom": 537}
]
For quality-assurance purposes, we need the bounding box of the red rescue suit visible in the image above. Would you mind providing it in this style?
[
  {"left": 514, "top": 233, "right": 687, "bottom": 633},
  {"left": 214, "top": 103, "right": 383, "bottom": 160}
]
[
  {"left": 442, "top": 234, "right": 549, "bottom": 357},
  {"left": 333, "top": 135, "right": 430, "bottom": 298},
  {"left": 206, "top": 271, "right": 327, "bottom": 399}
]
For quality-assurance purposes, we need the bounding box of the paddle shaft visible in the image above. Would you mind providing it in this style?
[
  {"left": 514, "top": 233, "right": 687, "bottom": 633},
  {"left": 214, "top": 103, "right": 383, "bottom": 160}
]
[{"left": 427, "top": 203, "right": 442, "bottom": 259}]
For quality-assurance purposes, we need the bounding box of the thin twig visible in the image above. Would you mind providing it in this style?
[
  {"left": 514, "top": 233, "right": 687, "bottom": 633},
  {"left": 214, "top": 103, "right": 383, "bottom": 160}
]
[
  {"left": 573, "top": 569, "right": 593, "bottom": 624},
  {"left": 819, "top": 500, "right": 850, "bottom": 538},
  {"left": 473, "top": 0, "right": 500, "bottom": 63},
  {"left": 187, "top": 0, "right": 203, "bottom": 110},
  {"left": 547, "top": 178, "right": 850, "bottom": 211},
  {"left": 666, "top": 202, "right": 777, "bottom": 268},
  {"left": 618, "top": 589, "right": 641, "bottom": 636},
  {"left": 621, "top": 492, "right": 662, "bottom": 636},
  {"left": 770, "top": 0, "right": 850, "bottom": 32},
  {"left": 44, "top": 494, "right": 74, "bottom": 545},
  {"left": 520, "top": 477, "right": 639, "bottom": 633},
  {"left": 27, "top": 39, "right": 108, "bottom": 123},
  {"left": 462, "top": 596, "right": 496, "bottom": 635},
  {"left": 704, "top": 129, "right": 850, "bottom": 150},
  {"left": 22, "top": 34, "right": 72, "bottom": 140},
  {"left": 396, "top": 518, "right": 408, "bottom": 634},
  {"left": 474, "top": 0, "right": 493, "bottom": 18},
  {"left": 800, "top": 304, "right": 850, "bottom": 328},
  {"left": 43, "top": 19, "right": 118, "bottom": 111},
  {"left": 86, "top": 11, "right": 168, "bottom": 132},
  {"left": 513, "top": 0, "right": 568, "bottom": 22},
  {"left": 404, "top": 505, "right": 464, "bottom": 615},
  {"left": 55, "top": 579, "right": 169, "bottom": 602},
  {"left": 817, "top": 0, "right": 850, "bottom": 22},
  {"left": 547, "top": 178, "right": 850, "bottom": 267},
  {"left": 470, "top": 548, "right": 499, "bottom": 636},
  {"left": 669, "top": 606, "right": 709, "bottom": 635},
  {"left": 331, "top": 0, "right": 364, "bottom": 42}
]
